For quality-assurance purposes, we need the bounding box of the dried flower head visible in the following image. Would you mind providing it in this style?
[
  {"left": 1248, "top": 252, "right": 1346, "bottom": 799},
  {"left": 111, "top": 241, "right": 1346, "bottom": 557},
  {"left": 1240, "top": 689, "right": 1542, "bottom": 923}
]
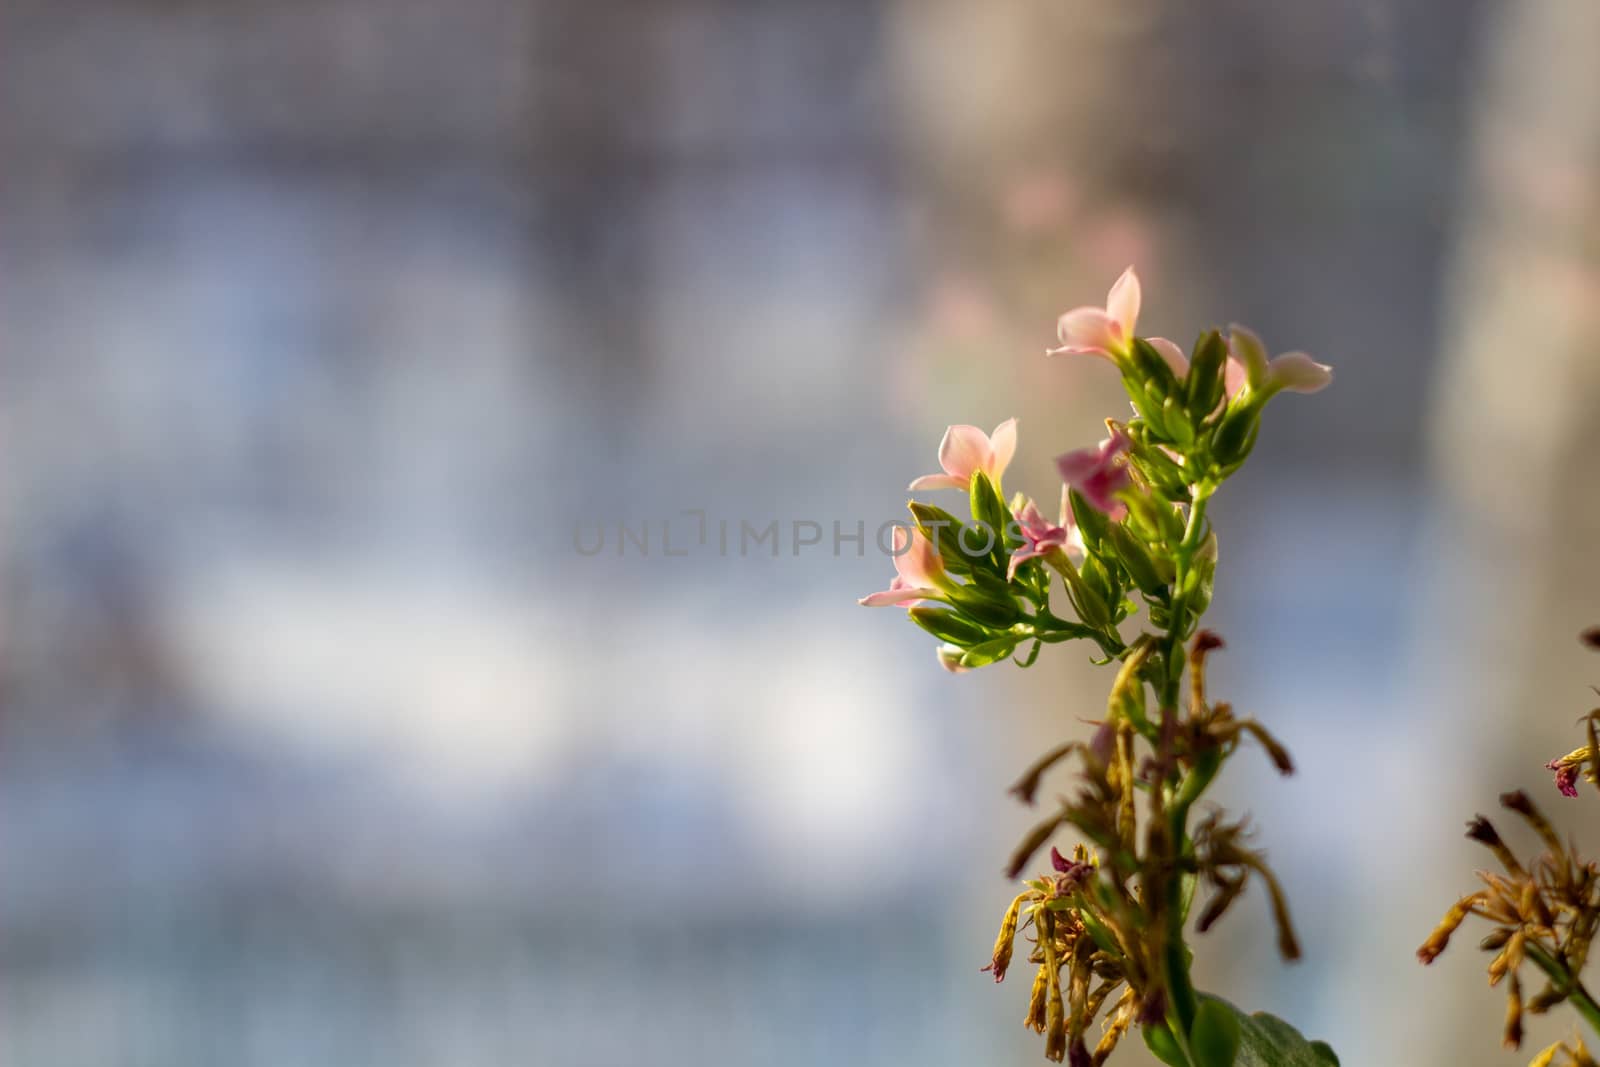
[{"left": 1418, "top": 792, "right": 1600, "bottom": 1049}]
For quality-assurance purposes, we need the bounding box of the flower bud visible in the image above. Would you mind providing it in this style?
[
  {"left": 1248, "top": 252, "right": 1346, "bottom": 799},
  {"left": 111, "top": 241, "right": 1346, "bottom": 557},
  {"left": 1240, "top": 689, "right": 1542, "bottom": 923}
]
[
  {"left": 1186, "top": 330, "right": 1228, "bottom": 418},
  {"left": 908, "top": 606, "right": 990, "bottom": 647},
  {"left": 908, "top": 501, "right": 979, "bottom": 576},
  {"left": 1107, "top": 522, "right": 1166, "bottom": 596},
  {"left": 1210, "top": 399, "right": 1262, "bottom": 470}
]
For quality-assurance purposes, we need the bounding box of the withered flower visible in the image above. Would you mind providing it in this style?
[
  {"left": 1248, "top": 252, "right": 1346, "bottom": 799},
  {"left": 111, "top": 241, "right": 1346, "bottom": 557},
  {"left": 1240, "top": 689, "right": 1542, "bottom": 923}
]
[{"left": 1418, "top": 793, "right": 1600, "bottom": 1049}]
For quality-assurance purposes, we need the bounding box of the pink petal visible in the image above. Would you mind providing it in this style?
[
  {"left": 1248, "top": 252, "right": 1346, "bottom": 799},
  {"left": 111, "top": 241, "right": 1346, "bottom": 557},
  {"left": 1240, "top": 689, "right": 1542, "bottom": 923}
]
[
  {"left": 936, "top": 645, "right": 971, "bottom": 674},
  {"left": 893, "top": 528, "right": 945, "bottom": 588},
  {"left": 1227, "top": 325, "right": 1270, "bottom": 387},
  {"left": 1007, "top": 544, "right": 1043, "bottom": 579},
  {"left": 987, "top": 418, "right": 1018, "bottom": 477},
  {"left": 1051, "top": 307, "right": 1119, "bottom": 357},
  {"left": 1105, "top": 267, "right": 1141, "bottom": 338},
  {"left": 858, "top": 585, "right": 931, "bottom": 608},
  {"left": 1147, "top": 336, "right": 1189, "bottom": 376},
  {"left": 1054, "top": 445, "right": 1102, "bottom": 485},
  {"left": 1222, "top": 357, "right": 1248, "bottom": 400},
  {"left": 1268, "top": 352, "right": 1333, "bottom": 394},
  {"left": 907, "top": 472, "right": 968, "bottom": 491},
  {"left": 937, "top": 424, "right": 991, "bottom": 480}
]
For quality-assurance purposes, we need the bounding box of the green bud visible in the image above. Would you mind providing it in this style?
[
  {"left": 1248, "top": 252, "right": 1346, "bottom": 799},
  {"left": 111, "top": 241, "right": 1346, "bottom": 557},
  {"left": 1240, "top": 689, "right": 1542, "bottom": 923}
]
[
  {"left": 1068, "top": 489, "right": 1110, "bottom": 553},
  {"left": 960, "top": 635, "right": 1019, "bottom": 669},
  {"left": 1130, "top": 338, "right": 1182, "bottom": 402},
  {"left": 1081, "top": 552, "right": 1121, "bottom": 613},
  {"left": 1132, "top": 439, "right": 1189, "bottom": 493},
  {"left": 907, "top": 606, "right": 990, "bottom": 647},
  {"left": 1186, "top": 330, "right": 1228, "bottom": 419},
  {"left": 907, "top": 502, "right": 975, "bottom": 576},
  {"left": 1161, "top": 395, "right": 1195, "bottom": 446},
  {"left": 1211, "top": 400, "right": 1262, "bottom": 470},
  {"left": 969, "top": 472, "right": 1012, "bottom": 565},
  {"left": 1187, "top": 530, "right": 1218, "bottom": 615},
  {"left": 1189, "top": 997, "right": 1242, "bottom": 1067},
  {"left": 1127, "top": 491, "right": 1185, "bottom": 548},
  {"left": 1058, "top": 558, "right": 1111, "bottom": 630},
  {"left": 1107, "top": 523, "right": 1166, "bottom": 596},
  {"left": 947, "top": 578, "right": 1020, "bottom": 628}
]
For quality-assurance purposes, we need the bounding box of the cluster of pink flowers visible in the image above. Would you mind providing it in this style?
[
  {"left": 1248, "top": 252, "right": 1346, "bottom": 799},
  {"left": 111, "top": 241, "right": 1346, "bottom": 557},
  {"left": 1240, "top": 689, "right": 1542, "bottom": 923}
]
[{"left": 860, "top": 267, "right": 1331, "bottom": 631}]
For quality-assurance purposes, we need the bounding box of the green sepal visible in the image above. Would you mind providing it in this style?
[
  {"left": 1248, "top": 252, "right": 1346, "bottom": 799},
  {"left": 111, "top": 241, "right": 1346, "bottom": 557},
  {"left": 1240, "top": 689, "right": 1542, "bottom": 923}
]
[
  {"left": 907, "top": 606, "right": 990, "bottom": 647},
  {"left": 1142, "top": 1023, "right": 1189, "bottom": 1067},
  {"left": 1189, "top": 997, "right": 1241, "bottom": 1067},
  {"left": 1186, "top": 330, "right": 1228, "bottom": 421}
]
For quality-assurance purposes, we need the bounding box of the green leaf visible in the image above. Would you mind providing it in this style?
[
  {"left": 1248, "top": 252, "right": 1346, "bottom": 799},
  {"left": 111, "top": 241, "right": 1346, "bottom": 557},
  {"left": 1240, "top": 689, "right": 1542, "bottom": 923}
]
[
  {"left": 1197, "top": 995, "right": 1339, "bottom": 1067},
  {"left": 1189, "top": 998, "right": 1241, "bottom": 1067}
]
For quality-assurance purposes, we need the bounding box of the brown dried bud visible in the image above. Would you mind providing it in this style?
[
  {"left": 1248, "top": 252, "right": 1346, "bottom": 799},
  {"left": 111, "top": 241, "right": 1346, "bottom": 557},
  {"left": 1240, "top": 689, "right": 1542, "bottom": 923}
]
[
  {"left": 1024, "top": 964, "right": 1049, "bottom": 1032},
  {"left": 1007, "top": 812, "right": 1068, "bottom": 879},
  {"left": 1580, "top": 625, "right": 1600, "bottom": 650},
  {"left": 1478, "top": 928, "right": 1512, "bottom": 951},
  {"left": 1419, "top": 894, "right": 1481, "bottom": 964},
  {"left": 1503, "top": 972, "right": 1524, "bottom": 1049},
  {"left": 1044, "top": 978, "right": 1067, "bottom": 1062},
  {"left": 986, "top": 893, "right": 1027, "bottom": 983}
]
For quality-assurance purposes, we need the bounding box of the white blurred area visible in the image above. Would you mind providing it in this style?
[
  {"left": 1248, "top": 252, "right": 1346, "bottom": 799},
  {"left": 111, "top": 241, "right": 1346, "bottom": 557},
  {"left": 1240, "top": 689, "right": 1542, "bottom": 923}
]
[{"left": 2, "top": 2, "right": 1598, "bottom": 1066}]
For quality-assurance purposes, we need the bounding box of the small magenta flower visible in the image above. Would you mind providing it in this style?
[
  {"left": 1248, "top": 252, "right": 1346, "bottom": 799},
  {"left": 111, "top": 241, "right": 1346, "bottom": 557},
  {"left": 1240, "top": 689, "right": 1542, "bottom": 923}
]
[
  {"left": 1008, "top": 488, "right": 1083, "bottom": 579},
  {"left": 1048, "top": 266, "right": 1141, "bottom": 361},
  {"left": 1055, "top": 429, "right": 1132, "bottom": 515},
  {"left": 1224, "top": 325, "right": 1332, "bottom": 399},
  {"left": 858, "top": 527, "right": 947, "bottom": 607},
  {"left": 908, "top": 418, "right": 1018, "bottom": 492}
]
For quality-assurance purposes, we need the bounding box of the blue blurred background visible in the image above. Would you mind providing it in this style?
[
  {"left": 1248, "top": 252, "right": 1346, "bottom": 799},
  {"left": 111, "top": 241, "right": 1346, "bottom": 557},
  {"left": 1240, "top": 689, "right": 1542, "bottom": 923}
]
[{"left": 4, "top": 2, "right": 1600, "bottom": 1064}]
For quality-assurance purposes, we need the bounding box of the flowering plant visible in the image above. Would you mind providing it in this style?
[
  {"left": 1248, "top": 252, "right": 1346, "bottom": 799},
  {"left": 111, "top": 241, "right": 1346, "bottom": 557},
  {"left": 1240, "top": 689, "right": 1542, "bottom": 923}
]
[{"left": 860, "top": 269, "right": 1336, "bottom": 1065}]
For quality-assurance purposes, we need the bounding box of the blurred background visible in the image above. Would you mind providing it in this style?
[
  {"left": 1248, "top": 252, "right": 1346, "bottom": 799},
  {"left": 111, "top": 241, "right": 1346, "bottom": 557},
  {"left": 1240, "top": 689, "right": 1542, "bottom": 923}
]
[{"left": 3, "top": 1, "right": 1600, "bottom": 1064}]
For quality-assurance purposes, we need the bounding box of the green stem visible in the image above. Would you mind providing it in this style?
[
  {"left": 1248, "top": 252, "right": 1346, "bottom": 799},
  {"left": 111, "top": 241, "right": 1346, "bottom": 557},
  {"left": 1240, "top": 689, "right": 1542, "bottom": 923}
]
[
  {"left": 1155, "top": 485, "right": 1216, "bottom": 1045},
  {"left": 1525, "top": 942, "right": 1600, "bottom": 1037}
]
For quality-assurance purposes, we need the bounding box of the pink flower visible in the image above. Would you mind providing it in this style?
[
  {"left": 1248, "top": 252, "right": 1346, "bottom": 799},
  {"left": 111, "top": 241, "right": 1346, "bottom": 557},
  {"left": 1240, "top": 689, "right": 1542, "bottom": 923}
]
[
  {"left": 936, "top": 645, "right": 970, "bottom": 674},
  {"left": 1049, "top": 267, "right": 1142, "bottom": 361},
  {"left": 1007, "top": 487, "right": 1083, "bottom": 578},
  {"left": 1224, "top": 325, "right": 1332, "bottom": 399},
  {"left": 1055, "top": 429, "right": 1132, "bottom": 515},
  {"left": 858, "top": 527, "right": 947, "bottom": 608},
  {"left": 907, "top": 419, "right": 1017, "bottom": 492}
]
